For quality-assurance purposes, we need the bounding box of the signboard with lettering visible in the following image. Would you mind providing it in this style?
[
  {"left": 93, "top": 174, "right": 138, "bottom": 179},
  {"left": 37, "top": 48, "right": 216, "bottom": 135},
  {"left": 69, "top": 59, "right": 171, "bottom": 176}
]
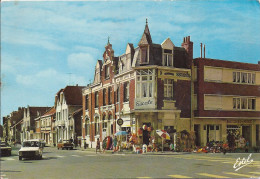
[
  {"left": 134, "top": 98, "right": 156, "bottom": 110},
  {"left": 117, "top": 118, "right": 124, "bottom": 126}
]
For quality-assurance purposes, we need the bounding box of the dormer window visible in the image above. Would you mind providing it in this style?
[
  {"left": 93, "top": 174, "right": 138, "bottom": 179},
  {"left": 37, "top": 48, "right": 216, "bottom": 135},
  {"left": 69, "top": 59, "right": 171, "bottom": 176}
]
[
  {"left": 163, "top": 49, "right": 173, "bottom": 67},
  {"left": 140, "top": 47, "right": 149, "bottom": 64}
]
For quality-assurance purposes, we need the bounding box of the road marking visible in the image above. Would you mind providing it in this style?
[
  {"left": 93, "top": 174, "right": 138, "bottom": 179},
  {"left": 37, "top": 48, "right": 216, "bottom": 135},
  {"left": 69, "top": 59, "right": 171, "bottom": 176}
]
[
  {"left": 5, "top": 158, "right": 15, "bottom": 161},
  {"left": 224, "top": 172, "right": 257, "bottom": 178},
  {"left": 136, "top": 177, "right": 152, "bottom": 178},
  {"left": 168, "top": 174, "right": 192, "bottom": 178},
  {"left": 71, "top": 155, "right": 80, "bottom": 157},
  {"left": 56, "top": 155, "right": 65, "bottom": 158},
  {"left": 85, "top": 155, "right": 96, "bottom": 156},
  {"left": 197, "top": 173, "right": 229, "bottom": 178},
  {"left": 249, "top": 172, "right": 260, "bottom": 174}
]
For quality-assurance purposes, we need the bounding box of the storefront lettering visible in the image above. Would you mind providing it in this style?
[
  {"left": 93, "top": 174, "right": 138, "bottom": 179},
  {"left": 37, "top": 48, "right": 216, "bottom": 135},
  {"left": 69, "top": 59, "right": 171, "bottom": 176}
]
[
  {"left": 227, "top": 120, "right": 253, "bottom": 124},
  {"left": 136, "top": 100, "right": 153, "bottom": 107}
]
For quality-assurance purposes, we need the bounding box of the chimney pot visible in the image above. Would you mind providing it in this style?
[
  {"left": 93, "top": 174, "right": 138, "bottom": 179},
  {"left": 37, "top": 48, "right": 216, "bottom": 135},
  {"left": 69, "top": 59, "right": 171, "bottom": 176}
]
[
  {"left": 183, "top": 37, "right": 185, "bottom": 43},
  {"left": 188, "top": 36, "right": 190, "bottom": 42}
]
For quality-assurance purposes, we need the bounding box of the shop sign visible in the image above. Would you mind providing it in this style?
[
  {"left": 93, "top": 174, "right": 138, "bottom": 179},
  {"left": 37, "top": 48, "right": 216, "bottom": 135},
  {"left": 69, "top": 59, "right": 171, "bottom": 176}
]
[
  {"left": 134, "top": 98, "right": 156, "bottom": 110},
  {"left": 117, "top": 118, "right": 124, "bottom": 126},
  {"left": 227, "top": 120, "right": 253, "bottom": 124}
]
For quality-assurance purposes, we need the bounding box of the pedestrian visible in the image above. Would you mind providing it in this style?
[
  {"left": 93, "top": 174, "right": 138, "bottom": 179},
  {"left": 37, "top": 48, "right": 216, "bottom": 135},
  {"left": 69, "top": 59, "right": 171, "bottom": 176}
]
[
  {"left": 69, "top": 137, "right": 73, "bottom": 144},
  {"left": 245, "top": 140, "right": 249, "bottom": 153},
  {"left": 170, "top": 142, "right": 174, "bottom": 152},
  {"left": 113, "top": 136, "right": 117, "bottom": 153},
  {"left": 102, "top": 137, "right": 107, "bottom": 153},
  {"left": 96, "top": 138, "right": 101, "bottom": 154}
]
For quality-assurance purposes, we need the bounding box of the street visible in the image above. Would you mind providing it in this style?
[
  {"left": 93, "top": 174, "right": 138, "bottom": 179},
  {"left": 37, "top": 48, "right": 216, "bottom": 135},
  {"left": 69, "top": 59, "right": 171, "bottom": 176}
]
[{"left": 1, "top": 146, "right": 260, "bottom": 179}]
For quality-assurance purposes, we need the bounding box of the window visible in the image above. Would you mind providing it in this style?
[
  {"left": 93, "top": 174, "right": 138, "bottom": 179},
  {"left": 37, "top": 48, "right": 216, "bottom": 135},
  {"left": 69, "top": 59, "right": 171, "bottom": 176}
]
[
  {"left": 103, "top": 89, "right": 106, "bottom": 106},
  {"left": 163, "top": 49, "right": 173, "bottom": 67},
  {"left": 95, "top": 117, "right": 99, "bottom": 135},
  {"left": 233, "top": 97, "right": 256, "bottom": 110},
  {"left": 141, "top": 47, "right": 148, "bottom": 63},
  {"left": 105, "top": 65, "right": 110, "bottom": 79},
  {"left": 85, "top": 95, "right": 89, "bottom": 110},
  {"left": 85, "top": 118, "right": 90, "bottom": 136},
  {"left": 116, "top": 88, "right": 119, "bottom": 103},
  {"left": 136, "top": 69, "right": 154, "bottom": 98},
  {"left": 108, "top": 87, "right": 112, "bottom": 105},
  {"left": 95, "top": 92, "right": 99, "bottom": 108},
  {"left": 94, "top": 68, "right": 100, "bottom": 83},
  {"left": 124, "top": 82, "right": 129, "bottom": 102},
  {"left": 233, "top": 71, "right": 256, "bottom": 84},
  {"left": 242, "top": 73, "right": 247, "bottom": 83},
  {"left": 164, "top": 79, "right": 174, "bottom": 100},
  {"left": 102, "top": 115, "right": 107, "bottom": 131}
]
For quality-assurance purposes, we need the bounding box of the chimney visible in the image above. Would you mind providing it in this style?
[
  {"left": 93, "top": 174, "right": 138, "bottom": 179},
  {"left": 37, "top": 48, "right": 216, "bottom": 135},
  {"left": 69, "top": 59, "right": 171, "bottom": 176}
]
[
  {"left": 200, "top": 43, "right": 203, "bottom": 58},
  {"left": 181, "top": 36, "right": 193, "bottom": 68},
  {"left": 203, "top": 44, "right": 205, "bottom": 59},
  {"left": 258, "top": 61, "right": 260, "bottom": 65}
]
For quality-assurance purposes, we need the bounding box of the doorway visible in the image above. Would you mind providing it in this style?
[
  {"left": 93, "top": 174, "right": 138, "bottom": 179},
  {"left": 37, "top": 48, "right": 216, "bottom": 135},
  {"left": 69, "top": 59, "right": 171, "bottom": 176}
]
[
  {"left": 242, "top": 126, "right": 251, "bottom": 146},
  {"left": 194, "top": 125, "right": 200, "bottom": 146}
]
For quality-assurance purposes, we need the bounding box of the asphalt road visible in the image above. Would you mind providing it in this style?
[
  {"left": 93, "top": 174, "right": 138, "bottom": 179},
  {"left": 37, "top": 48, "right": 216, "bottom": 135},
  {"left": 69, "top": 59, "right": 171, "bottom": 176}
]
[{"left": 1, "top": 146, "right": 260, "bottom": 179}]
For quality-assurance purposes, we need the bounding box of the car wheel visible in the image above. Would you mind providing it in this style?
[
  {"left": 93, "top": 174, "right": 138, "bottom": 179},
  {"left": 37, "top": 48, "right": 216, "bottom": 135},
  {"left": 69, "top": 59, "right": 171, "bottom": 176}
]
[{"left": 19, "top": 156, "right": 22, "bottom": 161}]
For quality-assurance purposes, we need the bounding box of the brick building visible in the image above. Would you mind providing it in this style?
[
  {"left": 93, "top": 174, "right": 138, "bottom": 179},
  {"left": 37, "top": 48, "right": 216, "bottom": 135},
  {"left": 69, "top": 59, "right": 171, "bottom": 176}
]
[
  {"left": 193, "top": 58, "right": 260, "bottom": 147},
  {"left": 82, "top": 20, "right": 194, "bottom": 148}
]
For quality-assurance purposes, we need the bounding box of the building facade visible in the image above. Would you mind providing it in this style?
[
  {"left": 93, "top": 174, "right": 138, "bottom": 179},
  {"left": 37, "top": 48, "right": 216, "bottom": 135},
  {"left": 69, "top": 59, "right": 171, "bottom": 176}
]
[
  {"left": 21, "top": 106, "right": 50, "bottom": 142},
  {"left": 82, "top": 21, "right": 194, "bottom": 148},
  {"left": 54, "top": 85, "right": 83, "bottom": 143},
  {"left": 193, "top": 58, "right": 260, "bottom": 147}
]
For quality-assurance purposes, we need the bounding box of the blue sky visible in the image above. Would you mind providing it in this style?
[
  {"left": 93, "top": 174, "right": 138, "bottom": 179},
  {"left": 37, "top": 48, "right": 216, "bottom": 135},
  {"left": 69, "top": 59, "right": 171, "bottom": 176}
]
[{"left": 1, "top": 0, "right": 260, "bottom": 123}]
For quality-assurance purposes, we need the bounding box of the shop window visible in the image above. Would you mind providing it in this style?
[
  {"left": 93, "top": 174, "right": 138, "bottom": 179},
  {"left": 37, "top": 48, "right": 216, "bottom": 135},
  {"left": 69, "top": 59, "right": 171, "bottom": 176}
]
[
  {"left": 163, "top": 49, "right": 173, "bottom": 67},
  {"left": 85, "top": 95, "right": 89, "bottom": 110},
  {"left": 103, "top": 89, "right": 106, "bottom": 106},
  {"left": 164, "top": 79, "right": 174, "bottom": 100},
  {"left": 95, "top": 92, "right": 99, "bottom": 108},
  {"left": 124, "top": 82, "right": 129, "bottom": 102},
  {"left": 216, "top": 126, "right": 219, "bottom": 130},
  {"left": 136, "top": 69, "right": 154, "bottom": 98},
  {"left": 108, "top": 87, "right": 112, "bottom": 105},
  {"left": 210, "top": 125, "right": 214, "bottom": 130}
]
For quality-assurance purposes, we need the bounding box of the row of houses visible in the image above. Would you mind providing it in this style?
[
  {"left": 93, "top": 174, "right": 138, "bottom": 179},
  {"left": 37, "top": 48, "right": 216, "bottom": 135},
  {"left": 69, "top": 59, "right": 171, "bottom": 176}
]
[{"left": 2, "top": 20, "right": 260, "bottom": 148}]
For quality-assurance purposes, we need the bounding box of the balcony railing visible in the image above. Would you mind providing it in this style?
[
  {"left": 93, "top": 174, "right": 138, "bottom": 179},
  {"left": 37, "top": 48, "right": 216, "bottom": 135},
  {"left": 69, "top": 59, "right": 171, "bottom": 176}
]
[{"left": 55, "top": 120, "right": 65, "bottom": 127}]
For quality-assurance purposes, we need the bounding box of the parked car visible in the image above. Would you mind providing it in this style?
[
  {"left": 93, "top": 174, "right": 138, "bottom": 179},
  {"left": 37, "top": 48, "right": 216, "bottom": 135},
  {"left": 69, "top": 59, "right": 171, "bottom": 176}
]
[
  {"left": 0, "top": 142, "right": 12, "bottom": 156},
  {"left": 19, "top": 139, "right": 44, "bottom": 160},
  {"left": 57, "top": 140, "right": 73, "bottom": 150}
]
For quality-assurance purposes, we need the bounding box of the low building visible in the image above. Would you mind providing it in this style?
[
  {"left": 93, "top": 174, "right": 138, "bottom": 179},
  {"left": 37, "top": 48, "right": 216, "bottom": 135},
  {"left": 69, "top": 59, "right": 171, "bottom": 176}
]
[
  {"left": 21, "top": 106, "right": 50, "bottom": 142},
  {"left": 193, "top": 58, "right": 260, "bottom": 147}
]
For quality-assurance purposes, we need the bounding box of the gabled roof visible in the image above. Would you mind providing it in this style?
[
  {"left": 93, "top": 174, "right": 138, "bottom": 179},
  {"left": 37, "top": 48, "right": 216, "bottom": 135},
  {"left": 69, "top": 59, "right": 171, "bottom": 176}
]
[
  {"left": 42, "top": 106, "right": 56, "bottom": 117},
  {"left": 29, "top": 107, "right": 51, "bottom": 117},
  {"left": 138, "top": 20, "right": 152, "bottom": 45},
  {"left": 72, "top": 108, "right": 83, "bottom": 116},
  {"left": 62, "top": 86, "right": 84, "bottom": 105}
]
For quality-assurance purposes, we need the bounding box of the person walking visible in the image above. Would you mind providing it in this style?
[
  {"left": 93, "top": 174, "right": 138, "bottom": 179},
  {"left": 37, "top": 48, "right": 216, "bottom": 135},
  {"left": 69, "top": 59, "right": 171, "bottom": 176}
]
[
  {"left": 102, "top": 137, "right": 107, "bottom": 153},
  {"left": 96, "top": 138, "right": 101, "bottom": 154},
  {"left": 113, "top": 136, "right": 118, "bottom": 153}
]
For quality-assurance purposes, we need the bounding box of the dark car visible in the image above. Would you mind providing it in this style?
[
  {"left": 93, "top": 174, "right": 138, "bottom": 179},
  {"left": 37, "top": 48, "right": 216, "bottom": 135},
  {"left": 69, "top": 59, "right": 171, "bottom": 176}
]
[{"left": 0, "top": 142, "right": 12, "bottom": 156}]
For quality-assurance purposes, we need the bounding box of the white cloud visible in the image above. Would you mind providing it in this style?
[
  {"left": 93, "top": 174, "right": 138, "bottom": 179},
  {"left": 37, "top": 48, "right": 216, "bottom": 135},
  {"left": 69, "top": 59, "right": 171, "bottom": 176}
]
[
  {"left": 67, "top": 53, "right": 95, "bottom": 69},
  {"left": 16, "top": 68, "right": 87, "bottom": 87}
]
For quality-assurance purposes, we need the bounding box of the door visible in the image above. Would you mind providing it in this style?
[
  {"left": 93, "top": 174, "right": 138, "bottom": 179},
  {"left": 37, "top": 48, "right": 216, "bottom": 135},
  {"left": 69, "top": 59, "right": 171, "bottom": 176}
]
[
  {"left": 242, "top": 126, "right": 251, "bottom": 146},
  {"left": 194, "top": 125, "right": 200, "bottom": 146}
]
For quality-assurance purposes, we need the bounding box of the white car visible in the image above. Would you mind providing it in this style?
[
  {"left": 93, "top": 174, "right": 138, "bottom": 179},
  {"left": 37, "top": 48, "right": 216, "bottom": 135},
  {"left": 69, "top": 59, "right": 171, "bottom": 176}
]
[{"left": 19, "top": 139, "right": 44, "bottom": 160}]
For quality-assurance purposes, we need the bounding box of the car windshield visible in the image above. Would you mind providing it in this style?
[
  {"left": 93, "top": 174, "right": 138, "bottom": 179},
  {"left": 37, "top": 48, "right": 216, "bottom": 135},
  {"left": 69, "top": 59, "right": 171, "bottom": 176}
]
[{"left": 22, "top": 141, "right": 40, "bottom": 147}]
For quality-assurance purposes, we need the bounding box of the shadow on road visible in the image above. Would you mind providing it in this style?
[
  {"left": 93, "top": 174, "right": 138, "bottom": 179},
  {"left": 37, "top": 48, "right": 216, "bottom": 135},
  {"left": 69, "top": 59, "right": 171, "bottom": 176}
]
[{"left": 42, "top": 157, "right": 58, "bottom": 160}]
